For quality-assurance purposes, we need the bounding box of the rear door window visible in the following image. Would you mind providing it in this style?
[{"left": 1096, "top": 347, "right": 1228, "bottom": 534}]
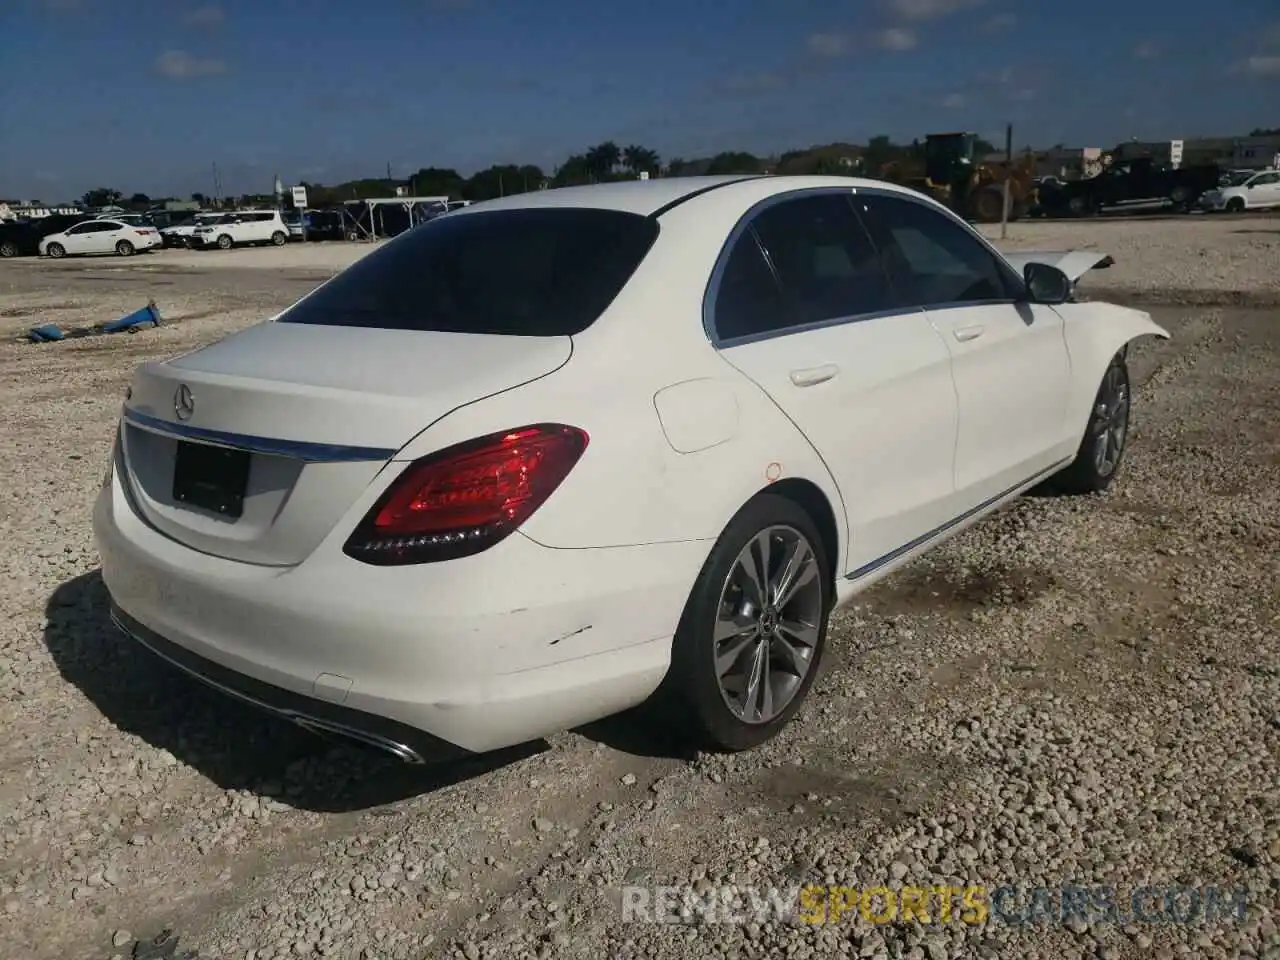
[
  {"left": 748, "top": 193, "right": 897, "bottom": 327},
  {"left": 279, "top": 208, "right": 660, "bottom": 336}
]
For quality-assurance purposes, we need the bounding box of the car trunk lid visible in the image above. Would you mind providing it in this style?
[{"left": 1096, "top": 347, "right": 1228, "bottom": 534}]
[{"left": 119, "top": 320, "right": 572, "bottom": 566}]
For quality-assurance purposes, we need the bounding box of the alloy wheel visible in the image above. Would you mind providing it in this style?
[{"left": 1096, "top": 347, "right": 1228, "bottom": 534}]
[
  {"left": 713, "top": 525, "right": 823, "bottom": 724},
  {"left": 1092, "top": 363, "right": 1129, "bottom": 477}
]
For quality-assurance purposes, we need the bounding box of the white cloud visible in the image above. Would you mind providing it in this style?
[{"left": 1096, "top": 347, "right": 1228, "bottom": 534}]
[
  {"left": 1236, "top": 54, "right": 1280, "bottom": 76},
  {"left": 942, "top": 92, "right": 966, "bottom": 108},
  {"left": 185, "top": 5, "right": 224, "bottom": 27},
  {"left": 884, "top": 0, "right": 985, "bottom": 22},
  {"left": 982, "top": 12, "right": 1016, "bottom": 31},
  {"left": 1132, "top": 39, "right": 1161, "bottom": 60},
  {"left": 876, "top": 27, "right": 919, "bottom": 51},
  {"left": 154, "top": 50, "right": 227, "bottom": 80},
  {"left": 807, "top": 32, "right": 852, "bottom": 57}
]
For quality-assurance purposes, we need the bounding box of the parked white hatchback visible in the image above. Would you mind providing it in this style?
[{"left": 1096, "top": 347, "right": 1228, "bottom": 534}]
[
  {"left": 95, "top": 176, "right": 1169, "bottom": 764},
  {"left": 1198, "top": 168, "right": 1280, "bottom": 212},
  {"left": 40, "top": 219, "right": 162, "bottom": 258},
  {"left": 191, "top": 210, "right": 290, "bottom": 249}
]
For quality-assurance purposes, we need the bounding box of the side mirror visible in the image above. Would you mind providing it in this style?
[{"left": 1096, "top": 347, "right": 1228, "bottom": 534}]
[
  {"left": 1246, "top": 182, "right": 1255, "bottom": 189},
  {"left": 1023, "top": 262, "right": 1072, "bottom": 305}
]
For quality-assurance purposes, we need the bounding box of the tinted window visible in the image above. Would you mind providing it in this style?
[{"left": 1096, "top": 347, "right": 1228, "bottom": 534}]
[
  {"left": 750, "top": 194, "right": 895, "bottom": 327},
  {"left": 855, "top": 194, "right": 1016, "bottom": 307},
  {"left": 279, "top": 208, "right": 660, "bottom": 336},
  {"left": 713, "top": 233, "right": 786, "bottom": 340}
]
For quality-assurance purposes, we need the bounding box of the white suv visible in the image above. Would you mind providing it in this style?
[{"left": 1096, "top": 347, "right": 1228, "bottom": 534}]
[{"left": 192, "top": 210, "right": 290, "bottom": 249}]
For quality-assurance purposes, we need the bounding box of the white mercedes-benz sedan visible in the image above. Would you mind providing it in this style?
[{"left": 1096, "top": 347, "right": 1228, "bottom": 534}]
[{"left": 94, "top": 175, "right": 1170, "bottom": 764}]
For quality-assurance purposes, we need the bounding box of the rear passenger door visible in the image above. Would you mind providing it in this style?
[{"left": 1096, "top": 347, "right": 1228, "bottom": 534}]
[
  {"left": 709, "top": 190, "right": 961, "bottom": 577},
  {"left": 855, "top": 191, "right": 1073, "bottom": 509}
]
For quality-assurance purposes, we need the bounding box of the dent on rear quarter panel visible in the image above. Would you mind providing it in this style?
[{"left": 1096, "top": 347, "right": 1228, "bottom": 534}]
[{"left": 652, "top": 379, "right": 740, "bottom": 453}]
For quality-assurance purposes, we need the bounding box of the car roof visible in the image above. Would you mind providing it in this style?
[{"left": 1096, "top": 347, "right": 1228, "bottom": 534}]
[{"left": 452, "top": 174, "right": 929, "bottom": 218}]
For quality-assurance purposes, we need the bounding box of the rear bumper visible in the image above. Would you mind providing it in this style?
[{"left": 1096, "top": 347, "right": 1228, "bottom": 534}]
[
  {"left": 109, "top": 604, "right": 468, "bottom": 763},
  {"left": 93, "top": 471, "right": 707, "bottom": 756}
]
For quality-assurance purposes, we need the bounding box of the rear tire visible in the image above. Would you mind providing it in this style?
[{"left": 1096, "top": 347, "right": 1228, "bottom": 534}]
[
  {"left": 656, "top": 494, "right": 831, "bottom": 753},
  {"left": 0, "top": 240, "right": 18, "bottom": 258},
  {"left": 46, "top": 242, "right": 65, "bottom": 258},
  {"left": 115, "top": 240, "right": 135, "bottom": 257},
  {"left": 271, "top": 230, "right": 287, "bottom": 246},
  {"left": 1051, "top": 352, "right": 1131, "bottom": 495}
]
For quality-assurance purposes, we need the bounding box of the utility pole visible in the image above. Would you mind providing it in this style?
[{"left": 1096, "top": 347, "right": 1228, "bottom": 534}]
[{"left": 1000, "top": 123, "right": 1013, "bottom": 240}]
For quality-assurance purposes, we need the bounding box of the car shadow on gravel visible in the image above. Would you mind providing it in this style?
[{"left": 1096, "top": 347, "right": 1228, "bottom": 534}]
[
  {"left": 574, "top": 704, "right": 703, "bottom": 761},
  {"left": 43, "top": 571, "right": 541, "bottom": 812}
]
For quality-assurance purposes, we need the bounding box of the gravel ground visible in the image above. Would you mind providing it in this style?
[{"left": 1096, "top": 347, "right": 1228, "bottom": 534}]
[{"left": 0, "top": 220, "right": 1277, "bottom": 960}]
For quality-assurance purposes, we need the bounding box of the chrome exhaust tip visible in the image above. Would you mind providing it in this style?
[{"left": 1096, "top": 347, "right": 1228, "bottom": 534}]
[{"left": 288, "top": 715, "right": 426, "bottom": 765}]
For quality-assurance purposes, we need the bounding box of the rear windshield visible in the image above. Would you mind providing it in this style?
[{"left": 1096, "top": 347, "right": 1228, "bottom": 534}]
[{"left": 277, "top": 207, "right": 660, "bottom": 336}]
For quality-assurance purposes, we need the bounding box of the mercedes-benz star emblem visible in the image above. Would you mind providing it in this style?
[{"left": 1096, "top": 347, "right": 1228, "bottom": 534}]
[{"left": 174, "top": 384, "right": 195, "bottom": 421}]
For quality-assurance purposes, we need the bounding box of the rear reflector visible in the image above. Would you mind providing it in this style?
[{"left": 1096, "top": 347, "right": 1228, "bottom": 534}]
[{"left": 343, "top": 423, "right": 588, "bottom": 565}]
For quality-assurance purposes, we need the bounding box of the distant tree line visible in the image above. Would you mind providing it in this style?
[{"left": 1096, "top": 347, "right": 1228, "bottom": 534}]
[{"left": 70, "top": 133, "right": 1009, "bottom": 211}]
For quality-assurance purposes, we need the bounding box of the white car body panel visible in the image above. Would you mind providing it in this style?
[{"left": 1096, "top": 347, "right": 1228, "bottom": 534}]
[
  {"left": 40, "top": 219, "right": 161, "bottom": 256},
  {"left": 192, "top": 210, "right": 289, "bottom": 247},
  {"left": 123, "top": 322, "right": 571, "bottom": 565},
  {"left": 94, "top": 174, "right": 1170, "bottom": 761},
  {"left": 1199, "top": 169, "right": 1280, "bottom": 211},
  {"left": 718, "top": 312, "right": 958, "bottom": 574},
  {"left": 926, "top": 301, "right": 1074, "bottom": 506}
]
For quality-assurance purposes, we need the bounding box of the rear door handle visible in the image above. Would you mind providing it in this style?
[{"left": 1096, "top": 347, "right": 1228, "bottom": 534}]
[
  {"left": 789, "top": 364, "right": 839, "bottom": 387},
  {"left": 953, "top": 325, "right": 985, "bottom": 342}
]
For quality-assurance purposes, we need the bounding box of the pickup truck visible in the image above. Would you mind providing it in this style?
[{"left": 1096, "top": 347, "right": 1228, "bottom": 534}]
[{"left": 1037, "top": 157, "right": 1221, "bottom": 216}]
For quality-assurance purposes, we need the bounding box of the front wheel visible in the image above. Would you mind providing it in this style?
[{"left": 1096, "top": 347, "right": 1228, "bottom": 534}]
[
  {"left": 1052, "top": 352, "right": 1131, "bottom": 495},
  {"left": 1067, "top": 194, "right": 1095, "bottom": 217},
  {"left": 1226, "top": 197, "right": 1245, "bottom": 213},
  {"left": 115, "top": 240, "right": 135, "bottom": 257},
  {"left": 216, "top": 234, "right": 233, "bottom": 250},
  {"left": 658, "top": 494, "right": 831, "bottom": 752},
  {"left": 46, "top": 242, "right": 65, "bottom": 258},
  {"left": 0, "top": 240, "right": 18, "bottom": 258}
]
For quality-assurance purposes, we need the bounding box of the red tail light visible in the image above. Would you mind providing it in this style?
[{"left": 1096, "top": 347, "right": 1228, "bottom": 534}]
[{"left": 343, "top": 423, "right": 588, "bottom": 565}]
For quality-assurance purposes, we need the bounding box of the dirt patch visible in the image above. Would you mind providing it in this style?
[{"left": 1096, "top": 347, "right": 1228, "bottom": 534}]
[{"left": 866, "top": 563, "right": 1060, "bottom": 618}]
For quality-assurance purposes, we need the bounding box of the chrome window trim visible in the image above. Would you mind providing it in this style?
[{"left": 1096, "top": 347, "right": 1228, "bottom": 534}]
[{"left": 702, "top": 183, "right": 1029, "bottom": 348}]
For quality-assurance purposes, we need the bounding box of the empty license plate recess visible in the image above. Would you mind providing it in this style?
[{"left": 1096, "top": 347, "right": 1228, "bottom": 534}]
[{"left": 172, "top": 441, "right": 251, "bottom": 518}]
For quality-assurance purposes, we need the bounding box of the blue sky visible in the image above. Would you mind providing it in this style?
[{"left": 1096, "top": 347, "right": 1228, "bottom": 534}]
[{"left": 2, "top": 0, "right": 1277, "bottom": 201}]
